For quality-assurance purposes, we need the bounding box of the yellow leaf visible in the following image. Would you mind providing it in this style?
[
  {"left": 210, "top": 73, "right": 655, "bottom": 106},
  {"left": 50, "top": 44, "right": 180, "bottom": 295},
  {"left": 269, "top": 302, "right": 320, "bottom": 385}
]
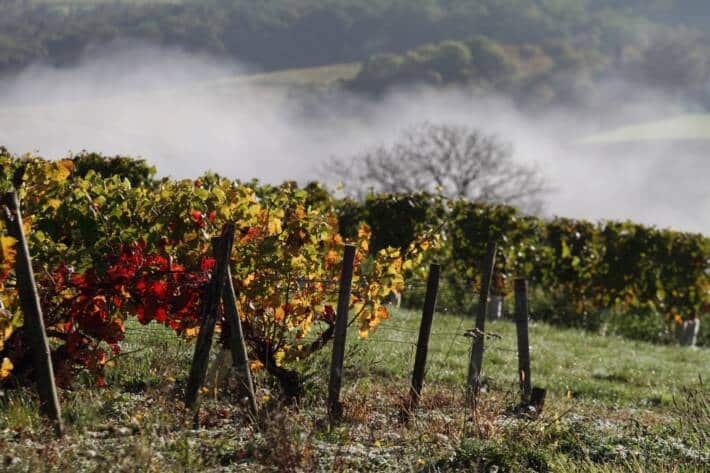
[
  {"left": 357, "top": 223, "right": 371, "bottom": 240},
  {"left": 290, "top": 255, "right": 306, "bottom": 267},
  {"left": 267, "top": 218, "right": 282, "bottom": 235},
  {"left": 242, "top": 273, "right": 256, "bottom": 286},
  {"left": 293, "top": 205, "right": 306, "bottom": 220},
  {"left": 47, "top": 199, "right": 62, "bottom": 210},
  {"left": 327, "top": 213, "right": 339, "bottom": 228},
  {"left": 53, "top": 159, "right": 74, "bottom": 181},
  {"left": 0, "top": 357, "right": 13, "bottom": 379},
  {"left": 275, "top": 307, "right": 285, "bottom": 322},
  {"left": 1, "top": 236, "right": 16, "bottom": 260},
  {"left": 183, "top": 327, "right": 200, "bottom": 337},
  {"left": 326, "top": 250, "right": 339, "bottom": 266},
  {"left": 1, "top": 236, "right": 16, "bottom": 275},
  {"left": 1, "top": 320, "right": 11, "bottom": 341},
  {"left": 274, "top": 350, "right": 285, "bottom": 367}
]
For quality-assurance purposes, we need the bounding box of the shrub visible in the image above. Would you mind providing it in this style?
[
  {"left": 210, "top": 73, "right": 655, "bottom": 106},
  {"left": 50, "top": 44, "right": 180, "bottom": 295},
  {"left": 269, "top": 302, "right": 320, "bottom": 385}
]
[
  {"left": 336, "top": 194, "right": 709, "bottom": 337},
  {"left": 0, "top": 154, "right": 411, "bottom": 395}
]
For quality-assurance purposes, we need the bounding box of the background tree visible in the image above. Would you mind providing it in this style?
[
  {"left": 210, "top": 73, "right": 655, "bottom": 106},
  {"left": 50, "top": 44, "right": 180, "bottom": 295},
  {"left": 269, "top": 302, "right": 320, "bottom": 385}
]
[
  {"left": 466, "top": 35, "right": 519, "bottom": 85},
  {"left": 328, "top": 122, "right": 548, "bottom": 213},
  {"left": 72, "top": 152, "right": 157, "bottom": 188},
  {"left": 429, "top": 40, "right": 472, "bottom": 82}
]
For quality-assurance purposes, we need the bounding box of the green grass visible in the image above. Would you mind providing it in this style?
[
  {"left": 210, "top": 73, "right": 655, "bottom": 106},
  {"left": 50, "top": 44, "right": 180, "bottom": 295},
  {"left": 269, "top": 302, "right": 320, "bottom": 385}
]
[
  {"left": 213, "top": 63, "right": 361, "bottom": 89},
  {"left": 0, "top": 308, "right": 708, "bottom": 471},
  {"left": 32, "top": 0, "right": 185, "bottom": 5},
  {"left": 191, "top": 62, "right": 361, "bottom": 100},
  {"left": 582, "top": 114, "right": 710, "bottom": 144},
  {"left": 356, "top": 308, "right": 709, "bottom": 406}
]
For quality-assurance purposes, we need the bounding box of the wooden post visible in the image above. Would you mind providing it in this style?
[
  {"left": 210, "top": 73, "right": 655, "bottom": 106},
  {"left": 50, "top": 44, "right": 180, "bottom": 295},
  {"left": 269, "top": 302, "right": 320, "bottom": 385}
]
[
  {"left": 222, "top": 268, "right": 258, "bottom": 417},
  {"left": 408, "top": 263, "right": 440, "bottom": 414},
  {"left": 185, "top": 224, "right": 235, "bottom": 410},
  {"left": 2, "top": 192, "right": 63, "bottom": 436},
  {"left": 514, "top": 278, "right": 532, "bottom": 404},
  {"left": 466, "top": 239, "right": 497, "bottom": 394},
  {"left": 327, "top": 244, "right": 356, "bottom": 422}
]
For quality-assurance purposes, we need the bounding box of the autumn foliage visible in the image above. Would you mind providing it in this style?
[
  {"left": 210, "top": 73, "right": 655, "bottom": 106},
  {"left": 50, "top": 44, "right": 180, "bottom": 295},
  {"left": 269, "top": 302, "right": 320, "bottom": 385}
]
[{"left": 0, "top": 150, "right": 414, "bottom": 390}]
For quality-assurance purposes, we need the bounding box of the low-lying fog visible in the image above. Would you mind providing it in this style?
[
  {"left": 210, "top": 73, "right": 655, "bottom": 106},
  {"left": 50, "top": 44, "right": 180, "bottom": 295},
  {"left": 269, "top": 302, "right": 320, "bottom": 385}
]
[{"left": 0, "top": 44, "right": 707, "bottom": 234}]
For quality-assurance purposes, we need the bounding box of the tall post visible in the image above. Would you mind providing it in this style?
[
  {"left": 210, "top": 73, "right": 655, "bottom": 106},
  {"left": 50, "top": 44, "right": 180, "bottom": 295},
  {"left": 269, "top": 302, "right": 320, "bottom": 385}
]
[
  {"left": 327, "top": 244, "right": 356, "bottom": 422},
  {"left": 185, "top": 224, "right": 235, "bottom": 410},
  {"left": 408, "top": 263, "right": 440, "bottom": 414},
  {"left": 514, "top": 278, "right": 532, "bottom": 404},
  {"left": 2, "top": 192, "right": 63, "bottom": 436},
  {"left": 466, "top": 239, "right": 497, "bottom": 394},
  {"left": 222, "top": 268, "right": 258, "bottom": 417}
]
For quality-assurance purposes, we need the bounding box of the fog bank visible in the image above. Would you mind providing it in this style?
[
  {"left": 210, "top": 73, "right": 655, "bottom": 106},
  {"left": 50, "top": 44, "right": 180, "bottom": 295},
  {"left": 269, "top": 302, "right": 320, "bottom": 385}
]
[{"left": 0, "top": 44, "right": 707, "bottom": 235}]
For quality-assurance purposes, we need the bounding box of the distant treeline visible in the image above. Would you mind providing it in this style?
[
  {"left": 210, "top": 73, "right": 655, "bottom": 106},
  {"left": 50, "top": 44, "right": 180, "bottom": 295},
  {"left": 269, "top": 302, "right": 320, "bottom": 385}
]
[
  {"left": 347, "top": 32, "right": 710, "bottom": 108},
  {"left": 1, "top": 0, "right": 709, "bottom": 77}
]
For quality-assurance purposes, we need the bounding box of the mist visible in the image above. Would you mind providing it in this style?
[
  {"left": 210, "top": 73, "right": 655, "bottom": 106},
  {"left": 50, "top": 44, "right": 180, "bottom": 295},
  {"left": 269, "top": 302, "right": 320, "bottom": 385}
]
[{"left": 0, "top": 44, "right": 707, "bottom": 235}]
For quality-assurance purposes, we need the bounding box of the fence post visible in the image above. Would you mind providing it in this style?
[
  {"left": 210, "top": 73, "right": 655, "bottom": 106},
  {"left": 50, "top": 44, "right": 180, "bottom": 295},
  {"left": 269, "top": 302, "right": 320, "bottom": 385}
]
[
  {"left": 185, "top": 224, "right": 235, "bottom": 410},
  {"left": 514, "top": 278, "right": 532, "bottom": 404},
  {"left": 222, "top": 268, "right": 258, "bottom": 417},
  {"left": 466, "top": 239, "right": 497, "bottom": 395},
  {"left": 327, "top": 244, "right": 356, "bottom": 423},
  {"left": 2, "top": 192, "right": 63, "bottom": 436},
  {"left": 407, "top": 263, "right": 440, "bottom": 415}
]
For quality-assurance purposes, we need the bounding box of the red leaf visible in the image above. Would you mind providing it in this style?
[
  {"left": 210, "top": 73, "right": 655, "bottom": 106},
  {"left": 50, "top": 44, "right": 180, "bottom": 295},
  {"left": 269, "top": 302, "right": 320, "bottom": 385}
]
[
  {"left": 154, "top": 306, "right": 167, "bottom": 322},
  {"left": 150, "top": 280, "right": 169, "bottom": 299},
  {"left": 201, "top": 258, "right": 216, "bottom": 272}
]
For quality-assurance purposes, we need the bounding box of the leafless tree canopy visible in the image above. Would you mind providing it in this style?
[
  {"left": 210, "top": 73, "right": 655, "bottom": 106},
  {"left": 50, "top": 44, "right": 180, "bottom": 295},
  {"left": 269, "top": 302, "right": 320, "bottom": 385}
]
[{"left": 329, "top": 122, "right": 548, "bottom": 212}]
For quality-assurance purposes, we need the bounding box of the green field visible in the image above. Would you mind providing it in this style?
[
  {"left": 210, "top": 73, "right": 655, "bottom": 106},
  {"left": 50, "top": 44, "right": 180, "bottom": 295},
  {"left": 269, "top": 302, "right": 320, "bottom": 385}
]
[
  {"left": 582, "top": 114, "right": 710, "bottom": 144},
  {"left": 1, "top": 308, "right": 707, "bottom": 471},
  {"left": 33, "top": 0, "right": 184, "bottom": 5},
  {"left": 202, "top": 63, "right": 361, "bottom": 93}
]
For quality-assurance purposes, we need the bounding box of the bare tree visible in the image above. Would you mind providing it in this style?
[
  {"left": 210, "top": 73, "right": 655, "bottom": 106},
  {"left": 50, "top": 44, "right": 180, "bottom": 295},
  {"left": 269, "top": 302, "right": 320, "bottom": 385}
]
[{"left": 328, "top": 122, "right": 548, "bottom": 212}]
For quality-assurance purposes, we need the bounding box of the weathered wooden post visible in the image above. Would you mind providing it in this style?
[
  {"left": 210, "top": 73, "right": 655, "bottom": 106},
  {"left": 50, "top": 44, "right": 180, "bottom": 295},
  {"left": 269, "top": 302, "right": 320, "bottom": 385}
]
[
  {"left": 2, "top": 192, "right": 63, "bottom": 436},
  {"left": 677, "top": 318, "right": 700, "bottom": 347},
  {"left": 185, "top": 224, "right": 235, "bottom": 410},
  {"left": 222, "top": 268, "right": 258, "bottom": 417},
  {"left": 327, "top": 244, "right": 356, "bottom": 423},
  {"left": 466, "top": 239, "right": 497, "bottom": 396},
  {"left": 407, "top": 263, "right": 440, "bottom": 415},
  {"left": 514, "top": 278, "right": 532, "bottom": 404}
]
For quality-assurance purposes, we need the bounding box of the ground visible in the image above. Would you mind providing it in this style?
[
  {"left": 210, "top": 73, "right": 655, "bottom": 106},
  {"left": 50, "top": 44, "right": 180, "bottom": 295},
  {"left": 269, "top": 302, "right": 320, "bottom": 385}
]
[{"left": 0, "top": 307, "right": 708, "bottom": 472}]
